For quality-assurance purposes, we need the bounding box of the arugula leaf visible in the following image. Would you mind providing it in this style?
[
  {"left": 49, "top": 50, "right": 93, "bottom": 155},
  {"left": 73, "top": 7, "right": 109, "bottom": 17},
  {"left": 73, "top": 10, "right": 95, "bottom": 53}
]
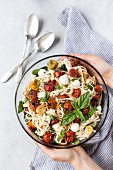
[
  {"left": 75, "top": 108, "right": 85, "bottom": 122},
  {"left": 85, "top": 84, "right": 93, "bottom": 90},
  {"left": 71, "top": 138, "right": 80, "bottom": 145},
  {"left": 71, "top": 100, "right": 77, "bottom": 109},
  {"left": 40, "top": 92, "right": 50, "bottom": 102},
  {"left": 50, "top": 115, "right": 54, "bottom": 120},
  {"left": 77, "top": 92, "right": 90, "bottom": 109},
  {"left": 18, "top": 101, "right": 24, "bottom": 113},
  {"left": 55, "top": 84, "right": 62, "bottom": 90},
  {"left": 32, "top": 66, "right": 48, "bottom": 76},
  {"left": 57, "top": 130, "right": 65, "bottom": 141},
  {"left": 58, "top": 64, "right": 67, "bottom": 71},
  {"left": 88, "top": 106, "right": 97, "bottom": 117},
  {"left": 61, "top": 111, "right": 76, "bottom": 126}
]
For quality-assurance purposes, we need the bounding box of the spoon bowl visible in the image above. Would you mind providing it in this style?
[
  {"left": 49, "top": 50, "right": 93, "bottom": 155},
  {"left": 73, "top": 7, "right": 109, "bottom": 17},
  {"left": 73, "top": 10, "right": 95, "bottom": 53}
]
[
  {"left": 35, "top": 32, "right": 55, "bottom": 52},
  {"left": 24, "top": 13, "right": 39, "bottom": 38}
]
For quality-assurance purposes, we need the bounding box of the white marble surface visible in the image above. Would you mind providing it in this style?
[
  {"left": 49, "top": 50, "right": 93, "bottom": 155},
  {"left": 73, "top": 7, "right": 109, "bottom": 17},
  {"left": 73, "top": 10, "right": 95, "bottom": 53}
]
[{"left": 0, "top": 0, "right": 113, "bottom": 170}]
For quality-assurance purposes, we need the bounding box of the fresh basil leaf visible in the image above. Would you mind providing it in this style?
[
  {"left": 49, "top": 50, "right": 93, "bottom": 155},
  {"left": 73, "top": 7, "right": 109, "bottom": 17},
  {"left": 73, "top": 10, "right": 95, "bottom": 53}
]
[
  {"left": 18, "top": 101, "right": 24, "bottom": 113},
  {"left": 58, "top": 64, "right": 67, "bottom": 71},
  {"left": 71, "top": 100, "right": 77, "bottom": 109},
  {"left": 61, "top": 111, "right": 76, "bottom": 126},
  {"left": 71, "top": 138, "right": 80, "bottom": 145},
  {"left": 85, "top": 84, "right": 93, "bottom": 90},
  {"left": 55, "top": 84, "right": 62, "bottom": 90},
  {"left": 57, "top": 130, "right": 65, "bottom": 141},
  {"left": 50, "top": 115, "right": 54, "bottom": 120},
  {"left": 75, "top": 108, "right": 85, "bottom": 122},
  {"left": 32, "top": 66, "right": 48, "bottom": 75},
  {"left": 88, "top": 106, "right": 97, "bottom": 117},
  {"left": 77, "top": 92, "right": 90, "bottom": 109}
]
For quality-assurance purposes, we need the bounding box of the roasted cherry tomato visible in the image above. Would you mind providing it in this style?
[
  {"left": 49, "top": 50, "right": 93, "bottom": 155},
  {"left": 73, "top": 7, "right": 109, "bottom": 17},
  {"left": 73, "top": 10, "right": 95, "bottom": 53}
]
[
  {"left": 73, "top": 118, "right": 80, "bottom": 123},
  {"left": 57, "top": 94, "right": 69, "bottom": 99},
  {"left": 72, "top": 88, "right": 81, "bottom": 98},
  {"left": 29, "top": 102, "right": 36, "bottom": 112},
  {"left": 47, "top": 97, "right": 57, "bottom": 109},
  {"left": 43, "top": 132, "right": 53, "bottom": 143},
  {"left": 94, "top": 85, "right": 102, "bottom": 93},
  {"left": 65, "top": 130, "right": 75, "bottom": 143},
  {"left": 50, "top": 117, "right": 59, "bottom": 125},
  {"left": 63, "top": 101, "right": 73, "bottom": 111},
  {"left": 70, "top": 59, "right": 79, "bottom": 67},
  {"left": 44, "top": 80, "right": 55, "bottom": 92},
  {"left": 54, "top": 71, "right": 65, "bottom": 78},
  {"left": 26, "top": 90, "right": 37, "bottom": 102},
  {"left": 91, "top": 94, "right": 100, "bottom": 106},
  {"left": 69, "top": 69, "right": 78, "bottom": 78},
  {"left": 82, "top": 107, "right": 89, "bottom": 115}
]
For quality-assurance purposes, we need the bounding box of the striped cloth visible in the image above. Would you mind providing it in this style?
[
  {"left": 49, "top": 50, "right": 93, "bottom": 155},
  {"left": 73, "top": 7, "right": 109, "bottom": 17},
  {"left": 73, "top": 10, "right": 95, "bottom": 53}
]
[{"left": 30, "top": 6, "right": 113, "bottom": 170}]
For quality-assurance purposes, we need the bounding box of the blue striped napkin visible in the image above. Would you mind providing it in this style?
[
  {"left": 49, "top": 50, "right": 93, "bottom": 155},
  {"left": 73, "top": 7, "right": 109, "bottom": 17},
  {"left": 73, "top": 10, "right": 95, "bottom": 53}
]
[{"left": 30, "top": 6, "right": 113, "bottom": 170}]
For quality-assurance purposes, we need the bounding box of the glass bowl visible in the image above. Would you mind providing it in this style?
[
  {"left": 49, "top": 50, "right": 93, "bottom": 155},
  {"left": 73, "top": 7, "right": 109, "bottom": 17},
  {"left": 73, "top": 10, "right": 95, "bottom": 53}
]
[{"left": 15, "top": 54, "right": 109, "bottom": 149}]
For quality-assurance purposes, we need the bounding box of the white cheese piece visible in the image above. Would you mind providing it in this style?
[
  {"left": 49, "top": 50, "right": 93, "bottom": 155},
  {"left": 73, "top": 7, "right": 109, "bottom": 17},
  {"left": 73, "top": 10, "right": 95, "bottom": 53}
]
[
  {"left": 70, "top": 123, "right": 79, "bottom": 132},
  {"left": 71, "top": 80, "right": 80, "bottom": 88},
  {"left": 97, "top": 106, "right": 102, "bottom": 112},
  {"left": 38, "top": 69, "right": 46, "bottom": 76},
  {"left": 52, "top": 123, "right": 63, "bottom": 132},
  {"left": 38, "top": 92, "right": 45, "bottom": 98},
  {"left": 23, "top": 101, "right": 29, "bottom": 107},
  {"left": 59, "top": 74, "right": 69, "bottom": 85}
]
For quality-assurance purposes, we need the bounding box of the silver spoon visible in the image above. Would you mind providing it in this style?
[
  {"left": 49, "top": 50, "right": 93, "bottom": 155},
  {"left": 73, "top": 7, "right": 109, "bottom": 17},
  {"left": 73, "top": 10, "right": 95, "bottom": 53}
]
[
  {"left": 1, "top": 32, "right": 55, "bottom": 83},
  {"left": 15, "top": 13, "right": 39, "bottom": 83}
]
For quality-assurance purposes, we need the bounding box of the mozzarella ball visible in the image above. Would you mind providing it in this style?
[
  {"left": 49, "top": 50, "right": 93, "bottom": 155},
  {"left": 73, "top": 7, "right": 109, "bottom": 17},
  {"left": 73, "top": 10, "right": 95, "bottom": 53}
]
[
  {"left": 70, "top": 123, "right": 79, "bottom": 132},
  {"left": 71, "top": 80, "right": 80, "bottom": 88},
  {"left": 38, "top": 69, "right": 46, "bottom": 76},
  {"left": 59, "top": 74, "right": 69, "bottom": 85},
  {"left": 38, "top": 92, "right": 45, "bottom": 98}
]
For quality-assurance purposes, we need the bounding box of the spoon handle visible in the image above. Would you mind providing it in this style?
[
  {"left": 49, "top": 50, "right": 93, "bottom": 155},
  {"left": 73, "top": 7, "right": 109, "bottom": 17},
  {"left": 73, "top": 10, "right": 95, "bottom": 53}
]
[
  {"left": 1, "top": 50, "right": 35, "bottom": 83},
  {"left": 15, "top": 38, "right": 30, "bottom": 83}
]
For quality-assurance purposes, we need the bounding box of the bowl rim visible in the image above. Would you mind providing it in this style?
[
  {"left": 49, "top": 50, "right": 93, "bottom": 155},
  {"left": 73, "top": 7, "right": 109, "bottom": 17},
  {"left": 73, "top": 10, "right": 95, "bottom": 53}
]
[{"left": 15, "top": 54, "right": 109, "bottom": 148}]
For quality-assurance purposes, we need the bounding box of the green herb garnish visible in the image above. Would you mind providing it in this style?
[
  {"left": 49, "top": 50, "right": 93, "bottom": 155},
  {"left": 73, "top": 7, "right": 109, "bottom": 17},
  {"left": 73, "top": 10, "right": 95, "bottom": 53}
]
[
  {"left": 71, "top": 78, "right": 79, "bottom": 82},
  {"left": 50, "top": 115, "right": 54, "bottom": 120},
  {"left": 71, "top": 138, "right": 80, "bottom": 145},
  {"left": 58, "top": 64, "right": 67, "bottom": 71},
  {"left": 55, "top": 84, "right": 62, "bottom": 90},
  {"left": 57, "top": 130, "right": 65, "bottom": 141},
  {"left": 18, "top": 101, "right": 24, "bottom": 113},
  {"left": 85, "top": 84, "right": 93, "bottom": 90}
]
